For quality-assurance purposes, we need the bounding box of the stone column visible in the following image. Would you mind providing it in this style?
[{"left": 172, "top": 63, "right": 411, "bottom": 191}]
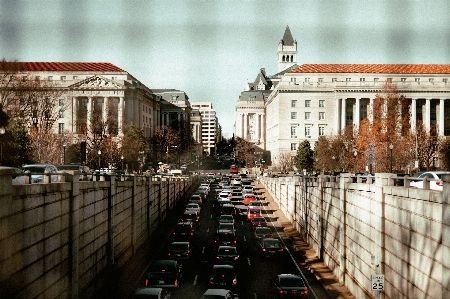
[
  {"left": 261, "top": 114, "right": 265, "bottom": 145},
  {"left": 102, "top": 97, "right": 109, "bottom": 132},
  {"left": 87, "top": 97, "right": 92, "bottom": 133},
  {"left": 425, "top": 98, "right": 431, "bottom": 132},
  {"left": 243, "top": 113, "right": 248, "bottom": 139},
  {"left": 256, "top": 114, "right": 260, "bottom": 142},
  {"left": 354, "top": 98, "right": 360, "bottom": 129},
  {"left": 411, "top": 98, "right": 417, "bottom": 133},
  {"left": 439, "top": 99, "right": 445, "bottom": 136},
  {"left": 341, "top": 98, "right": 346, "bottom": 132},
  {"left": 441, "top": 175, "right": 450, "bottom": 298},
  {"left": 369, "top": 98, "right": 374, "bottom": 124},
  {"left": 72, "top": 97, "right": 77, "bottom": 133},
  {"left": 334, "top": 97, "right": 340, "bottom": 135},
  {"left": 118, "top": 97, "right": 124, "bottom": 136}
]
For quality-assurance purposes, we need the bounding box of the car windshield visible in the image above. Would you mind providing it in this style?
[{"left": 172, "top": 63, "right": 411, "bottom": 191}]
[
  {"left": 212, "top": 267, "right": 235, "bottom": 277},
  {"left": 218, "top": 247, "right": 237, "bottom": 255},
  {"left": 436, "top": 173, "right": 450, "bottom": 179},
  {"left": 256, "top": 228, "right": 271, "bottom": 233},
  {"left": 170, "top": 243, "right": 188, "bottom": 250},
  {"left": 264, "top": 240, "right": 281, "bottom": 248},
  {"left": 23, "top": 166, "right": 46, "bottom": 173},
  {"left": 57, "top": 165, "right": 80, "bottom": 170},
  {"left": 280, "top": 276, "right": 304, "bottom": 287}
]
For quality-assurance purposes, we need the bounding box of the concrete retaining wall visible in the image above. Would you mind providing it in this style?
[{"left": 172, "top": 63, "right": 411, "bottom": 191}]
[
  {"left": 262, "top": 173, "right": 450, "bottom": 299},
  {"left": 0, "top": 168, "right": 196, "bottom": 299}
]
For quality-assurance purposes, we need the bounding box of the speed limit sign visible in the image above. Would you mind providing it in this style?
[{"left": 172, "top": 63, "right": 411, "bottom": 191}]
[{"left": 371, "top": 274, "right": 384, "bottom": 291}]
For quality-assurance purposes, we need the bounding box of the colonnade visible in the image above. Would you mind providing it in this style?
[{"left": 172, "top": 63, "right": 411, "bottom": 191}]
[
  {"left": 236, "top": 112, "right": 265, "bottom": 142},
  {"left": 334, "top": 96, "right": 449, "bottom": 136}
]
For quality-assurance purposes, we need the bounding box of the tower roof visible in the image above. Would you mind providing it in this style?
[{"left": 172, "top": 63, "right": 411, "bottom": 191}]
[{"left": 281, "top": 26, "right": 295, "bottom": 45}]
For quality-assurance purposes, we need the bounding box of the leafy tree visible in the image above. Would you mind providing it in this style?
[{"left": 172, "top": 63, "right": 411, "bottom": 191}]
[
  {"left": 278, "top": 151, "right": 294, "bottom": 173},
  {"left": 294, "top": 140, "right": 314, "bottom": 172},
  {"left": 438, "top": 138, "right": 450, "bottom": 170},
  {"left": 152, "top": 125, "right": 182, "bottom": 166},
  {"left": 121, "top": 124, "right": 146, "bottom": 171},
  {"left": 235, "top": 137, "right": 254, "bottom": 168}
]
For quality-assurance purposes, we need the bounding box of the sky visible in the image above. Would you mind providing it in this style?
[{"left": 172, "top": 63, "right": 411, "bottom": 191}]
[{"left": 1, "top": 0, "right": 450, "bottom": 137}]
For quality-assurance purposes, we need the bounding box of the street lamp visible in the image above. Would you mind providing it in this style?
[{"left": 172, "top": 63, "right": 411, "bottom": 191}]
[
  {"left": 0, "top": 126, "right": 5, "bottom": 165},
  {"left": 62, "top": 140, "right": 67, "bottom": 164},
  {"left": 121, "top": 155, "right": 124, "bottom": 171},
  {"left": 389, "top": 143, "right": 393, "bottom": 173},
  {"left": 353, "top": 151, "right": 357, "bottom": 173},
  {"left": 332, "top": 156, "right": 335, "bottom": 174},
  {"left": 98, "top": 150, "right": 101, "bottom": 171}
]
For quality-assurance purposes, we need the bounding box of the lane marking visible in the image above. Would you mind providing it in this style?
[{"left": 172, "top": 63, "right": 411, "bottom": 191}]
[
  {"left": 193, "top": 274, "right": 198, "bottom": 285},
  {"left": 202, "top": 246, "right": 205, "bottom": 254},
  {"left": 247, "top": 257, "right": 251, "bottom": 266}
]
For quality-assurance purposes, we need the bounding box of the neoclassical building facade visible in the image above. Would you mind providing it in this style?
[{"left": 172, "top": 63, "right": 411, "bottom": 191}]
[{"left": 266, "top": 64, "right": 450, "bottom": 165}]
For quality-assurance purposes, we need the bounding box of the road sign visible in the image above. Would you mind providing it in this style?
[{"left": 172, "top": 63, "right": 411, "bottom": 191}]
[{"left": 371, "top": 274, "right": 384, "bottom": 291}]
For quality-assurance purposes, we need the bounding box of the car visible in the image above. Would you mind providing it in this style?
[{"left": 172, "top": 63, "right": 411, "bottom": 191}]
[
  {"left": 57, "top": 164, "right": 92, "bottom": 180},
  {"left": 218, "top": 214, "right": 235, "bottom": 225},
  {"left": 180, "top": 210, "right": 199, "bottom": 224},
  {"left": 248, "top": 201, "right": 263, "bottom": 208},
  {"left": 409, "top": 171, "right": 450, "bottom": 190},
  {"left": 21, "top": 164, "right": 61, "bottom": 183},
  {"left": 215, "top": 246, "right": 239, "bottom": 264},
  {"left": 220, "top": 204, "right": 236, "bottom": 216},
  {"left": 196, "top": 189, "right": 208, "bottom": 201},
  {"left": 230, "top": 191, "right": 243, "bottom": 202},
  {"left": 215, "top": 230, "right": 237, "bottom": 246},
  {"left": 132, "top": 287, "right": 171, "bottom": 299},
  {"left": 167, "top": 241, "right": 192, "bottom": 260},
  {"left": 217, "top": 192, "right": 232, "bottom": 201},
  {"left": 209, "top": 264, "right": 238, "bottom": 289},
  {"left": 11, "top": 167, "right": 26, "bottom": 184},
  {"left": 251, "top": 217, "right": 267, "bottom": 230},
  {"left": 200, "top": 288, "right": 238, "bottom": 299},
  {"left": 145, "top": 260, "right": 181, "bottom": 288},
  {"left": 185, "top": 203, "right": 201, "bottom": 214},
  {"left": 243, "top": 194, "right": 257, "bottom": 205},
  {"left": 259, "top": 238, "right": 284, "bottom": 256},
  {"left": 254, "top": 227, "right": 273, "bottom": 240},
  {"left": 247, "top": 207, "right": 262, "bottom": 220},
  {"left": 217, "top": 223, "right": 235, "bottom": 234},
  {"left": 188, "top": 194, "right": 203, "bottom": 205},
  {"left": 270, "top": 274, "right": 308, "bottom": 297},
  {"left": 198, "top": 186, "right": 209, "bottom": 195},
  {"left": 172, "top": 222, "right": 194, "bottom": 240},
  {"left": 230, "top": 165, "right": 239, "bottom": 174},
  {"left": 242, "top": 185, "right": 255, "bottom": 193}
]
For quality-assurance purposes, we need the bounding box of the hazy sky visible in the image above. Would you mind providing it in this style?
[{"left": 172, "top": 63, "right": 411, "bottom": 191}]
[{"left": 1, "top": 0, "right": 450, "bottom": 137}]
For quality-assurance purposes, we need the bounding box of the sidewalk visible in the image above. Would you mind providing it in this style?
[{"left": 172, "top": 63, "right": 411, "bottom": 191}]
[{"left": 255, "top": 181, "right": 356, "bottom": 299}]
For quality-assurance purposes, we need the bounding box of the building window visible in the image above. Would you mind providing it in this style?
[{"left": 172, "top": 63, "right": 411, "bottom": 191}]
[
  {"left": 415, "top": 78, "right": 420, "bottom": 84},
  {"left": 61, "top": 76, "right": 66, "bottom": 81},
  {"left": 305, "top": 100, "right": 310, "bottom": 107},
  {"left": 319, "top": 126, "right": 325, "bottom": 136},
  {"left": 305, "top": 112, "right": 311, "bottom": 120},
  {"left": 346, "top": 78, "right": 351, "bottom": 82},
  {"left": 171, "top": 95, "right": 177, "bottom": 101},
  {"left": 319, "top": 112, "right": 325, "bottom": 120},
  {"left": 48, "top": 76, "right": 53, "bottom": 81},
  {"left": 318, "top": 78, "right": 324, "bottom": 83},
  {"left": 401, "top": 78, "right": 406, "bottom": 83},
  {"left": 360, "top": 78, "right": 365, "bottom": 82},
  {"left": 444, "top": 78, "right": 448, "bottom": 83},
  {"left": 429, "top": 78, "right": 434, "bottom": 83},
  {"left": 305, "top": 78, "right": 310, "bottom": 83},
  {"left": 374, "top": 78, "right": 379, "bottom": 82},
  {"left": 319, "top": 100, "right": 325, "bottom": 107},
  {"left": 59, "top": 99, "right": 65, "bottom": 106},
  {"left": 111, "top": 77, "right": 117, "bottom": 80},
  {"left": 305, "top": 127, "right": 311, "bottom": 137},
  {"left": 249, "top": 96, "right": 256, "bottom": 103},
  {"left": 291, "top": 126, "right": 297, "bottom": 136},
  {"left": 291, "top": 100, "right": 297, "bottom": 107},
  {"left": 249, "top": 114, "right": 254, "bottom": 120},
  {"left": 332, "top": 78, "right": 337, "bottom": 82},
  {"left": 291, "top": 112, "right": 297, "bottom": 120},
  {"left": 58, "top": 123, "right": 64, "bottom": 134},
  {"left": 291, "top": 143, "right": 297, "bottom": 150},
  {"left": 73, "top": 76, "right": 78, "bottom": 80},
  {"left": 290, "top": 77, "right": 296, "bottom": 83},
  {"left": 59, "top": 110, "right": 64, "bottom": 118},
  {"left": 35, "top": 76, "right": 40, "bottom": 81},
  {"left": 387, "top": 78, "right": 392, "bottom": 83}
]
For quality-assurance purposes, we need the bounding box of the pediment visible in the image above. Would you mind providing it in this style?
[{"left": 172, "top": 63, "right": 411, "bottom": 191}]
[{"left": 70, "top": 75, "right": 124, "bottom": 89}]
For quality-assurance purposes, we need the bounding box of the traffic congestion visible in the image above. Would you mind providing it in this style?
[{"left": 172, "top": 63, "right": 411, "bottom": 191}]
[{"left": 130, "top": 169, "right": 325, "bottom": 299}]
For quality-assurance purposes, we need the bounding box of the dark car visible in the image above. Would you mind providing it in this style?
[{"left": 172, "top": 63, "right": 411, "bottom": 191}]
[
  {"left": 259, "top": 238, "right": 284, "bottom": 257},
  {"left": 254, "top": 227, "right": 273, "bottom": 240},
  {"left": 215, "top": 230, "right": 237, "bottom": 246},
  {"left": 217, "top": 223, "right": 235, "bottom": 234},
  {"left": 270, "top": 274, "right": 308, "bottom": 297},
  {"left": 218, "top": 214, "right": 235, "bottom": 225},
  {"left": 220, "top": 204, "right": 236, "bottom": 216},
  {"left": 251, "top": 217, "right": 267, "bottom": 230},
  {"left": 172, "top": 222, "right": 194, "bottom": 241},
  {"left": 146, "top": 260, "right": 181, "bottom": 288},
  {"left": 167, "top": 241, "right": 192, "bottom": 260},
  {"left": 216, "top": 246, "right": 239, "bottom": 264},
  {"left": 132, "top": 287, "right": 171, "bottom": 299},
  {"left": 180, "top": 210, "right": 199, "bottom": 224},
  {"left": 209, "top": 264, "right": 238, "bottom": 289}
]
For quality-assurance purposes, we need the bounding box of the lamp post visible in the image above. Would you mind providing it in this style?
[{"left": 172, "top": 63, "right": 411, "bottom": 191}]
[
  {"left": 98, "top": 150, "right": 101, "bottom": 171},
  {"left": 332, "top": 156, "right": 335, "bottom": 174},
  {"left": 62, "top": 140, "right": 67, "bottom": 164},
  {"left": 353, "top": 151, "right": 357, "bottom": 173},
  {"left": 121, "top": 155, "right": 124, "bottom": 172},
  {"left": 0, "top": 126, "right": 5, "bottom": 165},
  {"left": 389, "top": 143, "right": 393, "bottom": 173}
]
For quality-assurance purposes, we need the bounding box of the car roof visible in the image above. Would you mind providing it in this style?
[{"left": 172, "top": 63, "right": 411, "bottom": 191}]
[
  {"left": 202, "top": 288, "right": 233, "bottom": 296},
  {"left": 134, "top": 288, "right": 163, "bottom": 295}
]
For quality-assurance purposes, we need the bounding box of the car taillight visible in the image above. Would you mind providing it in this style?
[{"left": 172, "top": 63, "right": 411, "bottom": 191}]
[
  {"left": 279, "top": 290, "right": 287, "bottom": 294},
  {"left": 232, "top": 279, "right": 237, "bottom": 285},
  {"left": 174, "top": 279, "right": 178, "bottom": 287},
  {"left": 437, "top": 181, "right": 443, "bottom": 186},
  {"left": 301, "top": 290, "right": 308, "bottom": 294},
  {"left": 145, "top": 279, "right": 149, "bottom": 286}
]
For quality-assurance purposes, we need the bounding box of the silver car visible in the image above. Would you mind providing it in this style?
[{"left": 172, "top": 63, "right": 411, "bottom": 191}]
[{"left": 21, "top": 164, "right": 60, "bottom": 183}]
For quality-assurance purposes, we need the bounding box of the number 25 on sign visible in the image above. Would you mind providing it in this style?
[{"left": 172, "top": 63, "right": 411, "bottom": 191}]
[{"left": 371, "top": 274, "right": 384, "bottom": 291}]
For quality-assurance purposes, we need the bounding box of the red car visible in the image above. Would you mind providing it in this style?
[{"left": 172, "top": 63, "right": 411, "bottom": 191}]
[
  {"left": 243, "top": 194, "right": 257, "bottom": 205},
  {"left": 251, "top": 217, "right": 267, "bottom": 230},
  {"left": 247, "top": 207, "right": 262, "bottom": 220},
  {"left": 229, "top": 165, "right": 239, "bottom": 174}
]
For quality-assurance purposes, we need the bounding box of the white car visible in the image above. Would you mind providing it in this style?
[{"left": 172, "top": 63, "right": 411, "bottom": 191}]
[
  {"left": 185, "top": 203, "right": 201, "bottom": 214},
  {"left": 409, "top": 171, "right": 450, "bottom": 190},
  {"left": 21, "top": 164, "right": 61, "bottom": 183},
  {"left": 201, "top": 289, "right": 238, "bottom": 299}
]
